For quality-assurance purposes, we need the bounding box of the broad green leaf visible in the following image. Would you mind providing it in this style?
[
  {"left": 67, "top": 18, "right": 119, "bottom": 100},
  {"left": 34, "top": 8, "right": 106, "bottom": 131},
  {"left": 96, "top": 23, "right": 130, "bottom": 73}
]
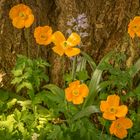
[
  {"left": 43, "top": 84, "right": 65, "bottom": 100},
  {"left": 129, "top": 58, "right": 140, "bottom": 77},
  {"left": 83, "top": 69, "right": 102, "bottom": 107},
  {"left": 83, "top": 52, "right": 113, "bottom": 108},
  {"left": 72, "top": 105, "right": 100, "bottom": 121},
  {"left": 81, "top": 51, "right": 96, "bottom": 70}
]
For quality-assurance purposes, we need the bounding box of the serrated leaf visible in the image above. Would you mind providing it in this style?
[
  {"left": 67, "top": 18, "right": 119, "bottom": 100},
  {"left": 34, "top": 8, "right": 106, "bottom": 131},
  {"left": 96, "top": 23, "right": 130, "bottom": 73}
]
[
  {"left": 76, "top": 70, "right": 89, "bottom": 81},
  {"left": 63, "top": 73, "right": 73, "bottom": 82},
  {"left": 97, "top": 81, "right": 112, "bottom": 93},
  {"left": 12, "top": 69, "right": 23, "bottom": 76},
  {"left": 16, "top": 82, "right": 33, "bottom": 92},
  {"left": 11, "top": 77, "right": 23, "bottom": 85}
]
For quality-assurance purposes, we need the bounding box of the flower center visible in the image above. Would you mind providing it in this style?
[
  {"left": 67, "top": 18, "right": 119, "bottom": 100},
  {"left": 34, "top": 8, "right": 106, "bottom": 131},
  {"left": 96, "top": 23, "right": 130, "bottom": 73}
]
[
  {"left": 133, "top": 25, "right": 140, "bottom": 31},
  {"left": 109, "top": 107, "right": 117, "bottom": 114},
  {"left": 116, "top": 123, "right": 121, "bottom": 129},
  {"left": 63, "top": 41, "right": 67, "bottom": 47},
  {"left": 40, "top": 34, "right": 47, "bottom": 40},
  {"left": 72, "top": 90, "right": 79, "bottom": 96},
  {"left": 19, "top": 12, "right": 27, "bottom": 19}
]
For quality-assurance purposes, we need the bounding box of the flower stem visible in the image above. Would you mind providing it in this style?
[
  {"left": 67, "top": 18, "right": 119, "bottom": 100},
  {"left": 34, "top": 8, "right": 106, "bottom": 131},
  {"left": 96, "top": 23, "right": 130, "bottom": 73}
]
[
  {"left": 72, "top": 56, "right": 77, "bottom": 81},
  {"left": 99, "top": 121, "right": 106, "bottom": 140}
]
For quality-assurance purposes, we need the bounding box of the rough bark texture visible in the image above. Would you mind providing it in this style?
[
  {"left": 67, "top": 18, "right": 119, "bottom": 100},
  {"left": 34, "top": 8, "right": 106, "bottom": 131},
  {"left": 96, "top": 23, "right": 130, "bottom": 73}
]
[{"left": 0, "top": 0, "right": 140, "bottom": 89}]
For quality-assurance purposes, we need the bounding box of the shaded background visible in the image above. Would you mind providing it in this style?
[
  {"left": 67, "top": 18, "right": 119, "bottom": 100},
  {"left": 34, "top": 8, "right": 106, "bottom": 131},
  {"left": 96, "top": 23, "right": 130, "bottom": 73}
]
[{"left": 0, "top": 0, "right": 140, "bottom": 89}]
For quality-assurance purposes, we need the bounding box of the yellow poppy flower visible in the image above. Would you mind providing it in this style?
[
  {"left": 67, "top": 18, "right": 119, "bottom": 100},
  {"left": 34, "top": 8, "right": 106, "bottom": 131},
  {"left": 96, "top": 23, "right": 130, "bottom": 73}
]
[
  {"left": 51, "top": 31, "right": 81, "bottom": 57},
  {"left": 9, "top": 4, "right": 34, "bottom": 29},
  {"left": 128, "top": 16, "right": 140, "bottom": 38},
  {"left": 34, "top": 26, "right": 52, "bottom": 45},
  {"left": 100, "top": 94, "right": 128, "bottom": 120},
  {"left": 110, "top": 117, "right": 133, "bottom": 139},
  {"left": 65, "top": 80, "right": 89, "bottom": 104}
]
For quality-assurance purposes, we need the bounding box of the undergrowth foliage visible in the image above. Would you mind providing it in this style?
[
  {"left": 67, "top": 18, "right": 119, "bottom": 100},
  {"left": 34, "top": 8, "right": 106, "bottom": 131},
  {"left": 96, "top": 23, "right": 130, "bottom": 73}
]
[{"left": 0, "top": 3, "right": 140, "bottom": 140}]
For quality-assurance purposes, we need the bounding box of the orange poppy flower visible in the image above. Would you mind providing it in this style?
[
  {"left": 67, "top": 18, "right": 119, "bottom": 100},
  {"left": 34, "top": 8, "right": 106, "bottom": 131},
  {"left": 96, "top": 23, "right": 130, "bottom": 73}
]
[
  {"left": 110, "top": 117, "right": 133, "bottom": 139},
  {"left": 100, "top": 94, "right": 128, "bottom": 120},
  {"left": 51, "top": 31, "right": 81, "bottom": 57},
  {"left": 34, "top": 26, "right": 52, "bottom": 45},
  {"left": 9, "top": 4, "right": 34, "bottom": 29},
  {"left": 128, "top": 16, "right": 140, "bottom": 38},
  {"left": 65, "top": 80, "right": 89, "bottom": 104}
]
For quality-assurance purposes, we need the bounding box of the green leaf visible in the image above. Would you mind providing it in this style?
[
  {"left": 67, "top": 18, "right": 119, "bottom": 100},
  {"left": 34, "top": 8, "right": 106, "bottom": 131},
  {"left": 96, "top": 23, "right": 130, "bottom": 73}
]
[
  {"left": 129, "top": 58, "right": 140, "bottom": 77},
  {"left": 97, "top": 81, "right": 112, "bottom": 93},
  {"left": 16, "top": 82, "right": 33, "bottom": 92},
  {"left": 12, "top": 69, "right": 23, "bottom": 77},
  {"left": 83, "top": 52, "right": 113, "bottom": 107},
  {"left": 76, "top": 70, "right": 89, "bottom": 81},
  {"left": 7, "top": 98, "right": 17, "bottom": 109},
  {"left": 81, "top": 51, "right": 96, "bottom": 70},
  {"left": 134, "top": 133, "right": 140, "bottom": 140},
  {"left": 0, "top": 89, "right": 9, "bottom": 101},
  {"left": 72, "top": 105, "right": 100, "bottom": 121},
  {"left": 43, "top": 84, "right": 65, "bottom": 100},
  {"left": 83, "top": 69, "right": 102, "bottom": 107},
  {"left": 11, "top": 77, "right": 23, "bottom": 85},
  {"left": 63, "top": 73, "right": 73, "bottom": 83}
]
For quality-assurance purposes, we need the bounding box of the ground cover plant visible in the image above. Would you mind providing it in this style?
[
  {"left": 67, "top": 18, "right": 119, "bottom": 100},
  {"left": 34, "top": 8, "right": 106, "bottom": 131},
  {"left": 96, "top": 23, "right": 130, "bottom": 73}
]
[{"left": 0, "top": 3, "right": 140, "bottom": 140}]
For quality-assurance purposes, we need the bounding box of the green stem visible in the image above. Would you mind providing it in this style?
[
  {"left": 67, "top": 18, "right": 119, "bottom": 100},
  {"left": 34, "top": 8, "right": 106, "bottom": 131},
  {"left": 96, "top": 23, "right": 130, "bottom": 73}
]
[
  {"left": 72, "top": 56, "right": 77, "bottom": 81},
  {"left": 62, "top": 56, "right": 65, "bottom": 88},
  {"left": 99, "top": 121, "right": 106, "bottom": 140},
  {"left": 110, "top": 134, "right": 112, "bottom": 140}
]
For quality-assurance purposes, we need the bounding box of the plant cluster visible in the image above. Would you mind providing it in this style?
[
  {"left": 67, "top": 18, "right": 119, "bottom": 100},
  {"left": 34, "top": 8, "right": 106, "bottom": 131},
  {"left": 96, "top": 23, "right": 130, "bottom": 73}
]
[{"left": 0, "top": 3, "right": 140, "bottom": 140}]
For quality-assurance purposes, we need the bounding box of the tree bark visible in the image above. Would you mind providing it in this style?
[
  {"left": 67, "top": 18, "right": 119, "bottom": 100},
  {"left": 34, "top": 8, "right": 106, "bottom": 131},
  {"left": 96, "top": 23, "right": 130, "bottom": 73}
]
[{"left": 0, "top": 0, "right": 140, "bottom": 89}]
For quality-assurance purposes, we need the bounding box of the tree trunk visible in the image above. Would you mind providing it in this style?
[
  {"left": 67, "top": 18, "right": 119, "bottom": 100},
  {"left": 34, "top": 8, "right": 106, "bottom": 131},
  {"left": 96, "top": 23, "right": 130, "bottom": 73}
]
[{"left": 0, "top": 0, "right": 140, "bottom": 89}]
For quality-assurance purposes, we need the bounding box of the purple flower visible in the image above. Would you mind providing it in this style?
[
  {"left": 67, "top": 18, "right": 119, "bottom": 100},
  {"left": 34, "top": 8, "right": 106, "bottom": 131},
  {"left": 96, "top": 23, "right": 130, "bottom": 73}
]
[{"left": 66, "top": 13, "right": 89, "bottom": 39}]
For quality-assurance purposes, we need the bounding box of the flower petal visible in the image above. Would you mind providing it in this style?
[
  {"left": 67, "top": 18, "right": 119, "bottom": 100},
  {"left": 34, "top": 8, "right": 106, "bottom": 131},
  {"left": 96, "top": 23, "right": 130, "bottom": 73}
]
[
  {"left": 25, "top": 14, "right": 34, "bottom": 28},
  {"left": 73, "top": 97, "right": 83, "bottom": 104},
  {"left": 12, "top": 17, "right": 25, "bottom": 29},
  {"left": 52, "top": 46, "right": 64, "bottom": 56},
  {"left": 79, "top": 84, "right": 89, "bottom": 97},
  {"left": 119, "top": 118, "right": 133, "bottom": 129},
  {"left": 9, "top": 5, "right": 20, "bottom": 19},
  {"left": 107, "top": 94, "right": 120, "bottom": 106},
  {"left": 103, "top": 112, "right": 116, "bottom": 120},
  {"left": 67, "top": 33, "right": 81, "bottom": 46},
  {"left": 65, "top": 88, "right": 73, "bottom": 102},
  {"left": 65, "top": 48, "right": 80, "bottom": 57},
  {"left": 52, "top": 31, "right": 66, "bottom": 46},
  {"left": 109, "top": 121, "right": 116, "bottom": 135},
  {"left": 116, "top": 105, "right": 128, "bottom": 118},
  {"left": 115, "top": 126, "right": 127, "bottom": 139},
  {"left": 128, "top": 28, "right": 135, "bottom": 38},
  {"left": 34, "top": 26, "right": 52, "bottom": 45},
  {"left": 100, "top": 101, "right": 109, "bottom": 112},
  {"left": 69, "top": 80, "right": 80, "bottom": 88}
]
